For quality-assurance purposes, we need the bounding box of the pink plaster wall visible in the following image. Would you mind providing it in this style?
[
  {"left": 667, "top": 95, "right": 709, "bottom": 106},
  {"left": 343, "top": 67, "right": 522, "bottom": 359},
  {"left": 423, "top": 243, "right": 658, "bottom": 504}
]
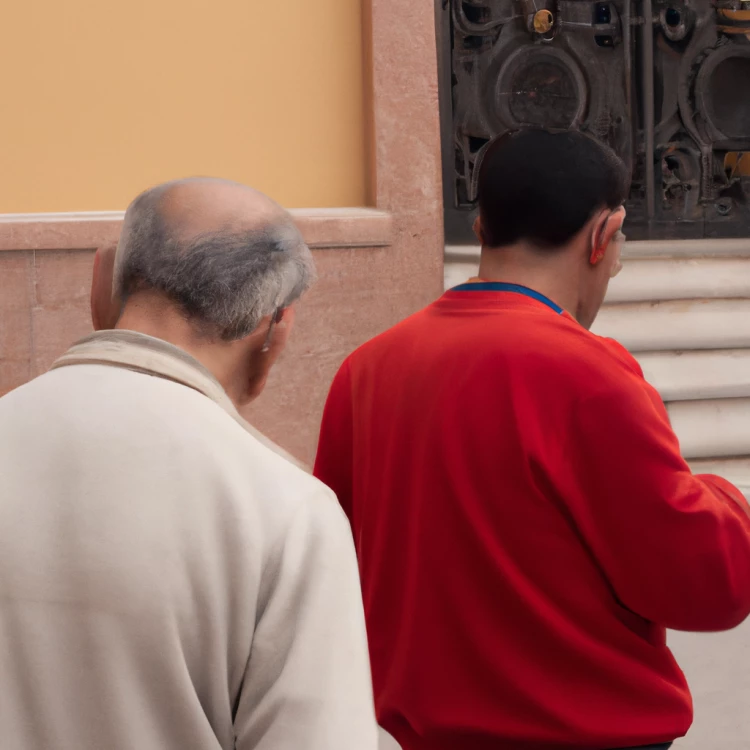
[
  {"left": 0, "top": 240, "right": 434, "bottom": 465},
  {"left": 0, "top": 0, "right": 444, "bottom": 465}
]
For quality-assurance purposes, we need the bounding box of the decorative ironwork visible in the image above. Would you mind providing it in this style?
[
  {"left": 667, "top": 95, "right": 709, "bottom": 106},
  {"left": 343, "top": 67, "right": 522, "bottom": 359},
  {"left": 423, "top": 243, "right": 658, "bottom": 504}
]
[{"left": 440, "top": 1, "right": 750, "bottom": 241}]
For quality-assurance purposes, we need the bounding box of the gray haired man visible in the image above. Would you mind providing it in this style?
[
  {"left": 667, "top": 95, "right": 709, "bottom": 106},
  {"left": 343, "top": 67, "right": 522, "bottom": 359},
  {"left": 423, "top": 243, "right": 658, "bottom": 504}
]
[{"left": 0, "top": 178, "right": 379, "bottom": 750}]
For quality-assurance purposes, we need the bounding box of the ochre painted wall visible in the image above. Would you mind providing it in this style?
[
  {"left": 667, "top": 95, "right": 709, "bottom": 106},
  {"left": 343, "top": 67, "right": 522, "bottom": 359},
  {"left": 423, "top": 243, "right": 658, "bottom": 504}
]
[
  {"left": 0, "top": 0, "right": 366, "bottom": 212},
  {"left": 726, "top": 153, "right": 750, "bottom": 177}
]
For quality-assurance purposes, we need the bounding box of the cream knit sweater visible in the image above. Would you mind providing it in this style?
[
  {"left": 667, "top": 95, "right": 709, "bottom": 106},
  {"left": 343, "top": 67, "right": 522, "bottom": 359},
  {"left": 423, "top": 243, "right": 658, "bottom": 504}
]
[{"left": 0, "top": 331, "right": 379, "bottom": 750}]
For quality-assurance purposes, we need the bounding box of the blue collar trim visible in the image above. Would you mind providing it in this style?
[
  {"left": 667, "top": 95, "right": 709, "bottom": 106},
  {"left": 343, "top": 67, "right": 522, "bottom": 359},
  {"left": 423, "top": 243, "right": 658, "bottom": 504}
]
[{"left": 450, "top": 282, "right": 564, "bottom": 314}]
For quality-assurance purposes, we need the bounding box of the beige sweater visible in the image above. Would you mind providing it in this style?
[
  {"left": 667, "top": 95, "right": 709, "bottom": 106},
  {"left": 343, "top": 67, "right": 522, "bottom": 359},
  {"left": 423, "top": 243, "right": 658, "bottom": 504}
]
[{"left": 0, "top": 331, "right": 379, "bottom": 750}]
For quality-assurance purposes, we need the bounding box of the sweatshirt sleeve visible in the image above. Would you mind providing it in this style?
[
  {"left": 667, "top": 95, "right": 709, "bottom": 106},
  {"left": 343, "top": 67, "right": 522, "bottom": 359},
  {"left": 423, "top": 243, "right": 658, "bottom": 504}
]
[
  {"left": 234, "top": 487, "right": 378, "bottom": 750},
  {"left": 314, "top": 360, "right": 355, "bottom": 523},
  {"left": 562, "top": 374, "right": 750, "bottom": 633}
]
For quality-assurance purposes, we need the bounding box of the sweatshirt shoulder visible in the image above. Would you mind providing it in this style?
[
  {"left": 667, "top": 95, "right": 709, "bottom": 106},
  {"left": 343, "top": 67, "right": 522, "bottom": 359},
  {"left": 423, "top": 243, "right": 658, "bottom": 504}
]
[
  {"left": 345, "top": 304, "right": 435, "bottom": 364},
  {"left": 592, "top": 335, "right": 644, "bottom": 378},
  {"left": 205, "top": 416, "right": 353, "bottom": 554},
  {"left": 532, "top": 317, "right": 646, "bottom": 393}
]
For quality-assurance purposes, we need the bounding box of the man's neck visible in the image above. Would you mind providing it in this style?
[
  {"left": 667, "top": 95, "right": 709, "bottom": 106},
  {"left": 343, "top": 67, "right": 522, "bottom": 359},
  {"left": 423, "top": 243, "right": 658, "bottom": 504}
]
[
  {"left": 116, "top": 294, "right": 249, "bottom": 405},
  {"left": 477, "top": 246, "right": 581, "bottom": 321}
]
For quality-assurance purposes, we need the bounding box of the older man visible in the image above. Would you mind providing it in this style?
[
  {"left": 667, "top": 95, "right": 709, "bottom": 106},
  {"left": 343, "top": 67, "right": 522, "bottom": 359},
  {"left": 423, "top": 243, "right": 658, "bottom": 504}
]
[{"left": 0, "top": 178, "right": 379, "bottom": 750}]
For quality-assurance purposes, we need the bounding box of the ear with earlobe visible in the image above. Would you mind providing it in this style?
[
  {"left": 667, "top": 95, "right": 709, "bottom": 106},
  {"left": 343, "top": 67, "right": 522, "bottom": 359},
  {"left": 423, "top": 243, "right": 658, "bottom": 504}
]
[
  {"left": 90, "top": 246, "right": 121, "bottom": 331},
  {"left": 590, "top": 246, "right": 606, "bottom": 265},
  {"left": 589, "top": 209, "right": 622, "bottom": 266}
]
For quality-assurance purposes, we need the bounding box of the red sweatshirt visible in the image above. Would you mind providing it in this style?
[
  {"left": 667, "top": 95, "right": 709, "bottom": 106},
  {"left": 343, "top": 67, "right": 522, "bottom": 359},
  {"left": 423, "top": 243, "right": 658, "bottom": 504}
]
[{"left": 314, "top": 284, "right": 750, "bottom": 750}]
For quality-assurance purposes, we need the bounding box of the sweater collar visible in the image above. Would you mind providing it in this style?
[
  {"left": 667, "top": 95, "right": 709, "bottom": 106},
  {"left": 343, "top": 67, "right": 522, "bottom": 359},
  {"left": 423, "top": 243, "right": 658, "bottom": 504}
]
[{"left": 50, "top": 330, "right": 306, "bottom": 471}]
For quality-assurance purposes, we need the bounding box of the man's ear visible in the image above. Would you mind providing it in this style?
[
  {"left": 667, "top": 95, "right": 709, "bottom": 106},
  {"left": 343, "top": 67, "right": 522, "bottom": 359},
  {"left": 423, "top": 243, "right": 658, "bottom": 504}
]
[
  {"left": 589, "top": 208, "right": 624, "bottom": 266},
  {"left": 243, "top": 306, "right": 297, "bottom": 405},
  {"left": 265, "top": 307, "right": 295, "bottom": 358},
  {"left": 90, "top": 246, "right": 120, "bottom": 331}
]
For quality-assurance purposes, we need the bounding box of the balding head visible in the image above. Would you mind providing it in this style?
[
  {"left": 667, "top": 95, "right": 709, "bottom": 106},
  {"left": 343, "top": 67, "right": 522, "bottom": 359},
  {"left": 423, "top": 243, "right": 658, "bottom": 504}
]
[
  {"left": 113, "top": 178, "right": 315, "bottom": 341},
  {"left": 151, "top": 178, "right": 284, "bottom": 239}
]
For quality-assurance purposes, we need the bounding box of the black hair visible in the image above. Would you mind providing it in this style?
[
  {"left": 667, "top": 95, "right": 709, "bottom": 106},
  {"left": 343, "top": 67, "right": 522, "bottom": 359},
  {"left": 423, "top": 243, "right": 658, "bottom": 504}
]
[{"left": 477, "top": 129, "right": 630, "bottom": 249}]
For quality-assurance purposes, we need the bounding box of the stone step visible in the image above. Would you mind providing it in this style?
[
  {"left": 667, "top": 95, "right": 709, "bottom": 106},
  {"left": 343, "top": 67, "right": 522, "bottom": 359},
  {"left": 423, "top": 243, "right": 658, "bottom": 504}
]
[
  {"left": 446, "top": 238, "right": 750, "bottom": 263},
  {"left": 689, "top": 458, "right": 750, "bottom": 497},
  {"left": 445, "top": 240, "right": 750, "bottom": 297},
  {"left": 669, "top": 398, "right": 750, "bottom": 460},
  {"left": 607, "top": 258, "right": 750, "bottom": 303},
  {"left": 592, "top": 299, "right": 750, "bottom": 351},
  {"left": 637, "top": 350, "right": 750, "bottom": 402}
]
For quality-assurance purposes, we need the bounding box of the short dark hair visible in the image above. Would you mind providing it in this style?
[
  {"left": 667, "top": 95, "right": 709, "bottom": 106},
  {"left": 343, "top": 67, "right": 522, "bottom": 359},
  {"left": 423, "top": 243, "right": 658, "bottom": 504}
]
[{"left": 477, "top": 129, "right": 630, "bottom": 249}]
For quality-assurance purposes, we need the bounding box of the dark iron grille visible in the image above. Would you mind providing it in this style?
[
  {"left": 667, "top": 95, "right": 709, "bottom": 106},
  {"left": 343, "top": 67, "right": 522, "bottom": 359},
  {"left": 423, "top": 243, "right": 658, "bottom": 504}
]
[{"left": 439, "top": 0, "right": 750, "bottom": 242}]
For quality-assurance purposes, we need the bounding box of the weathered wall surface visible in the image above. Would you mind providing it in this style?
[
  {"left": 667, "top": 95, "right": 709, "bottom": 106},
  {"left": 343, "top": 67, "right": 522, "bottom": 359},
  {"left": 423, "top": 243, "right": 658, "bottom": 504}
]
[{"left": 0, "top": 210, "right": 418, "bottom": 464}]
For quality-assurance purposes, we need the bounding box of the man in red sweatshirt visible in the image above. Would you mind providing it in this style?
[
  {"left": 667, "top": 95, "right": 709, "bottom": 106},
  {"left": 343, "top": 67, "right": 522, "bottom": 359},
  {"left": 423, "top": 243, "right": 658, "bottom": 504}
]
[{"left": 314, "top": 129, "right": 750, "bottom": 750}]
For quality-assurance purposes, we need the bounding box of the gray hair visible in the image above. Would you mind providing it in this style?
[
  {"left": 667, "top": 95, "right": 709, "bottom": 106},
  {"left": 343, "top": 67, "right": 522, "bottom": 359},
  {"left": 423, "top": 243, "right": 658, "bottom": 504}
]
[{"left": 113, "top": 185, "right": 316, "bottom": 341}]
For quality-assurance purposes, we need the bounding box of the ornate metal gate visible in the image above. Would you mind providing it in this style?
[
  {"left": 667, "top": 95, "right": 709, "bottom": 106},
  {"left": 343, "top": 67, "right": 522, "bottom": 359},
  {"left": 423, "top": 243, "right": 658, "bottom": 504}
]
[{"left": 439, "top": 1, "right": 750, "bottom": 241}]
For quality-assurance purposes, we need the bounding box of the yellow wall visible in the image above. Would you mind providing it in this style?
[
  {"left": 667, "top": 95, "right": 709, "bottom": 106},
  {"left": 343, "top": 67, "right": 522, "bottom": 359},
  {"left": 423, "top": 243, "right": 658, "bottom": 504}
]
[
  {"left": 0, "top": 0, "right": 366, "bottom": 212},
  {"left": 726, "top": 153, "right": 750, "bottom": 177}
]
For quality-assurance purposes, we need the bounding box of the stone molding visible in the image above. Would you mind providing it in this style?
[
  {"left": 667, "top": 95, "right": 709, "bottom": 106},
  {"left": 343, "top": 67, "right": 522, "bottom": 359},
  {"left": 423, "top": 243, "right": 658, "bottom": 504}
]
[{"left": 0, "top": 208, "right": 393, "bottom": 252}]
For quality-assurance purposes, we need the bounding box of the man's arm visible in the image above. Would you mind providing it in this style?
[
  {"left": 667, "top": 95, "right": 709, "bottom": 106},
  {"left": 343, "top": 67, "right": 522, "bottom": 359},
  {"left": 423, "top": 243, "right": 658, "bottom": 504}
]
[
  {"left": 314, "top": 360, "right": 355, "bottom": 522},
  {"left": 561, "top": 374, "right": 750, "bottom": 632},
  {"left": 234, "top": 487, "right": 378, "bottom": 750}
]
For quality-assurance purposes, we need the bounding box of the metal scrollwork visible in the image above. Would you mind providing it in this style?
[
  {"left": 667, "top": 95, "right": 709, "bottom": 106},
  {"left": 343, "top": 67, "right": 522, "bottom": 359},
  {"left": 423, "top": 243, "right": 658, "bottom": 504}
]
[{"left": 440, "top": 0, "right": 750, "bottom": 241}]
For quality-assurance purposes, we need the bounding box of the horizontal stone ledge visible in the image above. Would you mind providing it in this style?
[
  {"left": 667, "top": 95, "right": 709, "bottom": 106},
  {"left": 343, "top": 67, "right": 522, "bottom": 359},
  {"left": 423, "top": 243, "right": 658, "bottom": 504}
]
[
  {"left": 623, "top": 238, "right": 750, "bottom": 259},
  {"left": 444, "top": 245, "right": 480, "bottom": 263},
  {"left": 608, "top": 257, "right": 750, "bottom": 303},
  {"left": 638, "top": 350, "right": 750, "bottom": 402},
  {"left": 689, "top": 458, "right": 750, "bottom": 496},
  {"left": 0, "top": 207, "right": 393, "bottom": 252},
  {"left": 593, "top": 299, "right": 750, "bottom": 351},
  {"left": 446, "top": 256, "right": 750, "bottom": 302},
  {"left": 444, "top": 261, "right": 480, "bottom": 291},
  {"left": 446, "top": 251, "right": 750, "bottom": 299},
  {"left": 289, "top": 208, "right": 393, "bottom": 249},
  {"left": 445, "top": 237, "right": 750, "bottom": 264},
  {"left": 668, "top": 398, "right": 750, "bottom": 460}
]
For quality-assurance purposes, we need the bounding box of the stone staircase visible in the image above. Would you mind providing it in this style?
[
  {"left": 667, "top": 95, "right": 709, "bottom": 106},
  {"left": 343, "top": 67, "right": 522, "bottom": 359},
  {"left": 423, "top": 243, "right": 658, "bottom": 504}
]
[{"left": 445, "top": 239, "right": 750, "bottom": 496}]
